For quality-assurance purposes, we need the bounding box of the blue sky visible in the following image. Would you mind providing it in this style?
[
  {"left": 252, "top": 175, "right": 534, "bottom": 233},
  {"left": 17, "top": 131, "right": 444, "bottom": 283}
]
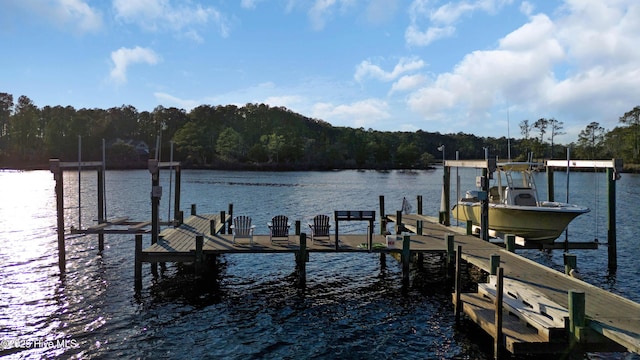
[{"left": 2, "top": 0, "right": 640, "bottom": 143}]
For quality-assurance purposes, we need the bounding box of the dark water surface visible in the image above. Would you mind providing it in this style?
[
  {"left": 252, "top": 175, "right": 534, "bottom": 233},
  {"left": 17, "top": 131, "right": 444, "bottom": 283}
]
[{"left": 0, "top": 169, "right": 638, "bottom": 359}]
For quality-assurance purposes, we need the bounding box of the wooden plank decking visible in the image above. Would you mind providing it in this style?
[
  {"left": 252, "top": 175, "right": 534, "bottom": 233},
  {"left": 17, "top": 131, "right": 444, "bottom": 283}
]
[
  {"left": 390, "top": 213, "right": 640, "bottom": 355},
  {"left": 139, "top": 212, "right": 640, "bottom": 355}
]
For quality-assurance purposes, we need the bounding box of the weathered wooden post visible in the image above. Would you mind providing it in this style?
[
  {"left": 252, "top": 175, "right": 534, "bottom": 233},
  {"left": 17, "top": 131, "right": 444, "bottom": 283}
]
[
  {"left": 395, "top": 210, "right": 403, "bottom": 235},
  {"left": 379, "top": 195, "right": 386, "bottom": 234},
  {"left": 454, "top": 245, "right": 463, "bottom": 323},
  {"left": 191, "top": 203, "right": 197, "bottom": 216},
  {"left": 97, "top": 166, "right": 105, "bottom": 252},
  {"left": 416, "top": 220, "right": 423, "bottom": 235},
  {"left": 174, "top": 165, "right": 181, "bottom": 225},
  {"left": 195, "top": 235, "right": 204, "bottom": 275},
  {"left": 417, "top": 195, "right": 423, "bottom": 215},
  {"left": 220, "top": 211, "right": 226, "bottom": 234},
  {"left": 547, "top": 165, "right": 555, "bottom": 202},
  {"left": 569, "top": 290, "right": 586, "bottom": 343},
  {"left": 505, "top": 234, "right": 516, "bottom": 252},
  {"left": 607, "top": 167, "right": 617, "bottom": 271},
  {"left": 494, "top": 267, "right": 504, "bottom": 360},
  {"left": 297, "top": 233, "right": 307, "bottom": 288},
  {"left": 50, "top": 159, "right": 66, "bottom": 273},
  {"left": 210, "top": 219, "right": 216, "bottom": 236},
  {"left": 227, "top": 203, "right": 233, "bottom": 233},
  {"left": 177, "top": 210, "right": 184, "bottom": 227},
  {"left": 295, "top": 220, "right": 301, "bottom": 235},
  {"left": 134, "top": 234, "right": 143, "bottom": 291},
  {"left": 490, "top": 254, "right": 500, "bottom": 276},
  {"left": 446, "top": 234, "right": 455, "bottom": 267},
  {"left": 466, "top": 220, "right": 473, "bottom": 235},
  {"left": 480, "top": 168, "right": 489, "bottom": 241},
  {"left": 149, "top": 159, "right": 160, "bottom": 245},
  {"left": 564, "top": 253, "right": 577, "bottom": 275},
  {"left": 443, "top": 165, "right": 451, "bottom": 226},
  {"left": 402, "top": 235, "right": 411, "bottom": 288}
]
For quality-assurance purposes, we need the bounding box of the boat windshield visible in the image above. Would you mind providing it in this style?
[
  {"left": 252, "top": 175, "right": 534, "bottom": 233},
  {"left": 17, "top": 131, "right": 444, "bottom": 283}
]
[{"left": 493, "top": 162, "right": 542, "bottom": 204}]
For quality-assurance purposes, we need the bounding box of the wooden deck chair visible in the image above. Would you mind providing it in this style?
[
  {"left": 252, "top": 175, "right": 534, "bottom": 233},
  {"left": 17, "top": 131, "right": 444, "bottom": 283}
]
[
  {"left": 231, "top": 215, "right": 255, "bottom": 245},
  {"left": 268, "top": 215, "right": 290, "bottom": 244},
  {"left": 308, "top": 214, "right": 331, "bottom": 244}
]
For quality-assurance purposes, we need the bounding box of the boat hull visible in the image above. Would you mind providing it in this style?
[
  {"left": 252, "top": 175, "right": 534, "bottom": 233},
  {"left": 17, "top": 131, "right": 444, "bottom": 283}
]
[{"left": 451, "top": 202, "right": 589, "bottom": 243}]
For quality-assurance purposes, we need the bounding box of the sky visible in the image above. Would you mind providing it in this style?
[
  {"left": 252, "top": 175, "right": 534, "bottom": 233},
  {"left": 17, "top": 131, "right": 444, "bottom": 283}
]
[{"left": 2, "top": 0, "right": 640, "bottom": 143}]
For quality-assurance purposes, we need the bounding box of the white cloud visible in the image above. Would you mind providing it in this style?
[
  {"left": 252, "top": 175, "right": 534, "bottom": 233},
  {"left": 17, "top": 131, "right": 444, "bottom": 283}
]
[
  {"left": 355, "top": 57, "right": 425, "bottom": 82},
  {"left": 308, "top": 0, "right": 357, "bottom": 30},
  {"left": 9, "top": 0, "right": 103, "bottom": 33},
  {"left": 311, "top": 99, "right": 390, "bottom": 128},
  {"left": 406, "top": 0, "right": 512, "bottom": 46},
  {"left": 240, "top": 0, "right": 259, "bottom": 10},
  {"left": 154, "top": 92, "right": 199, "bottom": 110},
  {"left": 405, "top": 1, "right": 640, "bottom": 141},
  {"left": 113, "top": 0, "right": 230, "bottom": 39},
  {"left": 390, "top": 74, "right": 427, "bottom": 94},
  {"left": 405, "top": 25, "right": 455, "bottom": 47},
  {"left": 109, "top": 46, "right": 160, "bottom": 84}
]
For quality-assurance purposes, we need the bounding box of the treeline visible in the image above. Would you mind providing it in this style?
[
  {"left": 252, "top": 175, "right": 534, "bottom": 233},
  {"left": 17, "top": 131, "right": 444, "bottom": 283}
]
[{"left": 1, "top": 92, "right": 639, "bottom": 170}]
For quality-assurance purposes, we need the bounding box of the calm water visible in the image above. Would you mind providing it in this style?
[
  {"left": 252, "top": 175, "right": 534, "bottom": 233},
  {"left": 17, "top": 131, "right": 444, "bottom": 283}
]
[{"left": 0, "top": 168, "right": 638, "bottom": 359}]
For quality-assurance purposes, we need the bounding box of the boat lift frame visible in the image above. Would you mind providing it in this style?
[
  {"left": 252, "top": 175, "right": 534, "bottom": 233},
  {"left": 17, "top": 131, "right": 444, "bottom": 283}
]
[
  {"left": 442, "top": 159, "right": 622, "bottom": 267},
  {"left": 546, "top": 159, "right": 623, "bottom": 270}
]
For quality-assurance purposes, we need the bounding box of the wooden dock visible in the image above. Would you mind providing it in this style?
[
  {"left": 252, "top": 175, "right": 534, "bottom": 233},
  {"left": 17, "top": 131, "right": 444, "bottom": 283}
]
[
  {"left": 392, "top": 213, "right": 640, "bottom": 356},
  {"left": 134, "top": 211, "right": 640, "bottom": 357}
]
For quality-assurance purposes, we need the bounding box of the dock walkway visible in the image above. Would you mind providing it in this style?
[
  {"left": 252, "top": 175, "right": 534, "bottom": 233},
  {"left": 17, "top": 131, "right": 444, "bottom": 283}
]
[
  {"left": 138, "top": 212, "right": 640, "bottom": 356},
  {"left": 391, "top": 213, "right": 640, "bottom": 355}
]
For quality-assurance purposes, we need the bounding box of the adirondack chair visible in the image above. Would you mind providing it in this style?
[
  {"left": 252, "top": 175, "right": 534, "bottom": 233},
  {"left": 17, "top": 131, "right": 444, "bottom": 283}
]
[
  {"left": 308, "top": 214, "right": 331, "bottom": 244},
  {"left": 267, "top": 215, "right": 291, "bottom": 244},
  {"left": 231, "top": 215, "right": 255, "bottom": 245}
]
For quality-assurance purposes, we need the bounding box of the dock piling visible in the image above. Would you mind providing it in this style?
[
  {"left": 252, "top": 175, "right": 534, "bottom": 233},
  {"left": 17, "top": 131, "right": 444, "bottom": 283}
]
[
  {"left": 505, "top": 234, "right": 516, "bottom": 252},
  {"left": 395, "top": 210, "right": 403, "bottom": 235},
  {"left": 569, "top": 290, "right": 586, "bottom": 342},
  {"left": 446, "top": 234, "right": 455, "bottom": 267},
  {"left": 402, "top": 235, "right": 411, "bottom": 288},
  {"left": 227, "top": 203, "right": 233, "bottom": 233},
  {"left": 564, "top": 253, "right": 577, "bottom": 276},
  {"left": 490, "top": 254, "right": 500, "bottom": 276},
  {"left": 195, "top": 235, "right": 204, "bottom": 275},
  {"left": 379, "top": 195, "right": 386, "bottom": 234},
  {"left": 134, "top": 234, "right": 142, "bottom": 291},
  {"left": 417, "top": 195, "right": 423, "bottom": 215},
  {"left": 297, "top": 233, "right": 307, "bottom": 288},
  {"left": 494, "top": 267, "right": 504, "bottom": 360},
  {"left": 454, "top": 245, "right": 463, "bottom": 323},
  {"left": 210, "top": 219, "right": 216, "bottom": 236},
  {"left": 191, "top": 204, "right": 197, "bottom": 216},
  {"left": 220, "top": 211, "right": 226, "bottom": 234},
  {"left": 295, "top": 220, "right": 301, "bottom": 235},
  {"left": 466, "top": 220, "right": 473, "bottom": 235}
]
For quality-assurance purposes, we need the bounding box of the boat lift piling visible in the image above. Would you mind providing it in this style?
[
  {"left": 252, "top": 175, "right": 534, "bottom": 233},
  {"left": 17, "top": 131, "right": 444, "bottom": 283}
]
[
  {"left": 443, "top": 159, "right": 497, "bottom": 241},
  {"left": 545, "top": 159, "right": 623, "bottom": 270}
]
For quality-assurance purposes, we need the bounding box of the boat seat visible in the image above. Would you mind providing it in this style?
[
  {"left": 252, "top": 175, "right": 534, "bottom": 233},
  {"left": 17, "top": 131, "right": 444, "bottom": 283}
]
[{"left": 514, "top": 193, "right": 536, "bottom": 206}]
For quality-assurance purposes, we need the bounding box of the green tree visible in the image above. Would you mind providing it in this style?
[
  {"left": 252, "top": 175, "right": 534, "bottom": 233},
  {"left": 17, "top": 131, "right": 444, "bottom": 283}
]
[
  {"left": 396, "top": 142, "right": 420, "bottom": 168},
  {"left": 216, "top": 127, "right": 243, "bottom": 160},
  {"left": 619, "top": 105, "right": 640, "bottom": 162},
  {"left": 548, "top": 118, "right": 564, "bottom": 159},
  {"left": 0, "top": 93, "right": 14, "bottom": 157},
  {"left": 262, "top": 133, "right": 285, "bottom": 163},
  {"left": 9, "top": 95, "right": 40, "bottom": 159},
  {"left": 173, "top": 121, "right": 208, "bottom": 165},
  {"left": 533, "top": 118, "right": 549, "bottom": 158},
  {"left": 577, "top": 122, "right": 605, "bottom": 159}
]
